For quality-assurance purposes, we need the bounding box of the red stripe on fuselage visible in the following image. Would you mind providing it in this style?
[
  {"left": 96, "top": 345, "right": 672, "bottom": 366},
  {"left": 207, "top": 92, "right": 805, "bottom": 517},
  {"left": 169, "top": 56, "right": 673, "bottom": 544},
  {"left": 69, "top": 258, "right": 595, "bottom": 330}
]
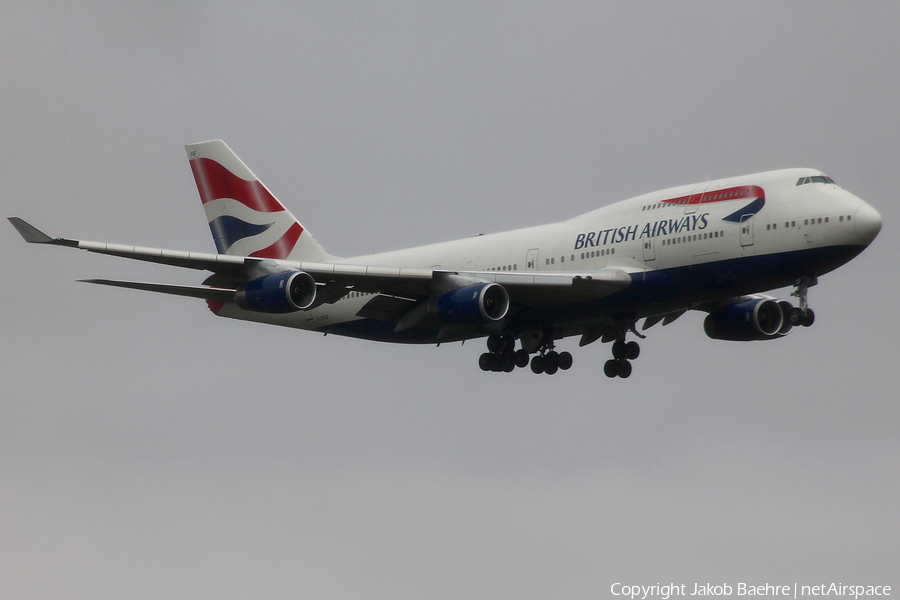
[
  {"left": 661, "top": 185, "right": 765, "bottom": 206},
  {"left": 249, "top": 222, "right": 304, "bottom": 259},
  {"left": 190, "top": 157, "right": 284, "bottom": 213}
]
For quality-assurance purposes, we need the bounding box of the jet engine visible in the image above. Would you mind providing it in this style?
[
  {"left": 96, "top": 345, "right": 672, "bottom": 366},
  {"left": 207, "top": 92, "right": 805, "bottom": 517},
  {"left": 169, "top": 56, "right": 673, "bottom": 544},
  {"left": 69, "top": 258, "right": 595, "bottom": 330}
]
[
  {"left": 436, "top": 282, "right": 509, "bottom": 324},
  {"left": 703, "top": 298, "right": 788, "bottom": 341},
  {"left": 235, "top": 270, "right": 317, "bottom": 313}
]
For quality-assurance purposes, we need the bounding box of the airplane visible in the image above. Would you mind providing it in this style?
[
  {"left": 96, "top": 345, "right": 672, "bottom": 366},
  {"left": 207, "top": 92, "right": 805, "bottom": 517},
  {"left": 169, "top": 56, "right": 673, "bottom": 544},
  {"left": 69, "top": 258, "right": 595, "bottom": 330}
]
[{"left": 9, "top": 139, "right": 882, "bottom": 377}]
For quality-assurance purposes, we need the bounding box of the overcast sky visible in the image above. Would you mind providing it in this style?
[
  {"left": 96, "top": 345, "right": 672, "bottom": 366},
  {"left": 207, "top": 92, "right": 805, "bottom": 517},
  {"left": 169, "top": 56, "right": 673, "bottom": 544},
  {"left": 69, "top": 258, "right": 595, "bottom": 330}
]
[{"left": 2, "top": 2, "right": 898, "bottom": 599}]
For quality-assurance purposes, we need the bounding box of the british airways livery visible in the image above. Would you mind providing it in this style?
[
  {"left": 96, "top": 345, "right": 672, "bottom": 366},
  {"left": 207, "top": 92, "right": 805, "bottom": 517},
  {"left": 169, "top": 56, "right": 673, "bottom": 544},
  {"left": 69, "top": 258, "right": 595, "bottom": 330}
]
[{"left": 9, "top": 140, "right": 882, "bottom": 378}]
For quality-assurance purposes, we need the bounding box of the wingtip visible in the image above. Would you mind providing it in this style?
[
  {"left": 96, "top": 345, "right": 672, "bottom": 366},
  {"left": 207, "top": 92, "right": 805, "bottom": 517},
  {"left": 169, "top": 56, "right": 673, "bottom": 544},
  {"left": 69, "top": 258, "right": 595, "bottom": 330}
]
[{"left": 8, "top": 217, "right": 54, "bottom": 243}]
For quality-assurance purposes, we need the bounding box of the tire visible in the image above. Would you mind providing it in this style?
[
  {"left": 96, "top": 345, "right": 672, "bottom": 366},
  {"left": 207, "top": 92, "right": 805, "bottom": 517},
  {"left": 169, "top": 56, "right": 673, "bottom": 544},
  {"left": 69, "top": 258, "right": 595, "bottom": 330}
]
[
  {"left": 514, "top": 349, "right": 530, "bottom": 368},
  {"left": 625, "top": 341, "right": 640, "bottom": 360},
  {"left": 617, "top": 360, "right": 632, "bottom": 378},
  {"left": 612, "top": 340, "right": 626, "bottom": 360},
  {"left": 487, "top": 334, "right": 503, "bottom": 353},
  {"left": 503, "top": 355, "right": 516, "bottom": 372},
  {"left": 604, "top": 359, "right": 618, "bottom": 378},
  {"left": 479, "top": 353, "right": 493, "bottom": 371},
  {"left": 558, "top": 351, "right": 573, "bottom": 370},
  {"left": 530, "top": 355, "right": 545, "bottom": 374},
  {"left": 545, "top": 351, "right": 560, "bottom": 369},
  {"left": 801, "top": 308, "right": 815, "bottom": 327},
  {"left": 789, "top": 307, "right": 803, "bottom": 327},
  {"left": 544, "top": 360, "right": 559, "bottom": 375}
]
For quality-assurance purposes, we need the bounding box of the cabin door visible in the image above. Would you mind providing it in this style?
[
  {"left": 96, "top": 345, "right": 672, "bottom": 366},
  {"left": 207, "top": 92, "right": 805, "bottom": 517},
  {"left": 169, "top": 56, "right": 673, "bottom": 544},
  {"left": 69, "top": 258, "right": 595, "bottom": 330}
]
[
  {"left": 740, "top": 215, "right": 754, "bottom": 247},
  {"left": 642, "top": 237, "right": 656, "bottom": 262},
  {"left": 526, "top": 248, "right": 539, "bottom": 271}
]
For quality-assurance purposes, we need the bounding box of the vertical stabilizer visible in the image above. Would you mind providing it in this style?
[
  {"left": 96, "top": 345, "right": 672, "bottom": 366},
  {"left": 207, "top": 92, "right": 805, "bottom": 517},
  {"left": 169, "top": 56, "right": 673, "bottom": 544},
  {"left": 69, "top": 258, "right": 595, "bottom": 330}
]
[{"left": 185, "top": 140, "right": 332, "bottom": 262}]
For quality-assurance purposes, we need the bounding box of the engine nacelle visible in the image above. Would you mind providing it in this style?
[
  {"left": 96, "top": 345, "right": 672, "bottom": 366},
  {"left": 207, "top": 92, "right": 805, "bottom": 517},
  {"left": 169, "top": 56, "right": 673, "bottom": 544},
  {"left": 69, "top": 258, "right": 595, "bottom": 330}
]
[
  {"left": 703, "top": 298, "right": 785, "bottom": 341},
  {"left": 236, "top": 271, "right": 317, "bottom": 313},
  {"left": 436, "top": 282, "right": 509, "bottom": 325}
]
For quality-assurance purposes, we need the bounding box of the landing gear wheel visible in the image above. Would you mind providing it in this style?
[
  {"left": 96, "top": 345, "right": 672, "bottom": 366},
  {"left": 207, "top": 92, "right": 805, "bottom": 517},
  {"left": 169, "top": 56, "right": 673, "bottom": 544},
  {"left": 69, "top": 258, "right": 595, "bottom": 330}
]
[
  {"left": 801, "top": 308, "right": 815, "bottom": 327},
  {"left": 789, "top": 307, "right": 803, "bottom": 327},
  {"left": 544, "top": 351, "right": 559, "bottom": 375},
  {"left": 514, "top": 349, "right": 530, "bottom": 368},
  {"left": 617, "top": 359, "right": 632, "bottom": 378},
  {"left": 530, "top": 355, "right": 545, "bottom": 374},
  {"left": 612, "top": 340, "right": 626, "bottom": 360},
  {"left": 558, "top": 351, "right": 573, "bottom": 370},
  {"left": 625, "top": 341, "right": 640, "bottom": 360},
  {"left": 604, "top": 359, "right": 619, "bottom": 378},
  {"left": 487, "top": 334, "right": 515, "bottom": 354},
  {"left": 479, "top": 353, "right": 493, "bottom": 372},
  {"left": 502, "top": 354, "right": 516, "bottom": 372}
]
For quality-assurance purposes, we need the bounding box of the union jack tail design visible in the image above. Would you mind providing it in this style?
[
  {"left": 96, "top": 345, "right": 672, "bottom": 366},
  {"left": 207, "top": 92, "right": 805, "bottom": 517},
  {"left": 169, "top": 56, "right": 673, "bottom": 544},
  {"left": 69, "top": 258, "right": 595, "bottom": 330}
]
[{"left": 185, "top": 139, "right": 331, "bottom": 262}]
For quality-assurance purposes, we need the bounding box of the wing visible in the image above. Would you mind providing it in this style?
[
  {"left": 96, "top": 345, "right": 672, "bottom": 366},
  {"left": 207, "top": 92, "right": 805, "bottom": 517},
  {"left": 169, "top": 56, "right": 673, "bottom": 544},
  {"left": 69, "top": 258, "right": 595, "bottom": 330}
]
[{"left": 9, "top": 218, "right": 631, "bottom": 312}]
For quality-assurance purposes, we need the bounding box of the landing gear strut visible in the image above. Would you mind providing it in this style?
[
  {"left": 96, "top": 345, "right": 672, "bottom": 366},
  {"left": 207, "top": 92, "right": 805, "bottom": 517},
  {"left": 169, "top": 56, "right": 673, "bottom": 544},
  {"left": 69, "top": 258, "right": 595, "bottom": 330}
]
[{"left": 789, "top": 276, "right": 817, "bottom": 328}]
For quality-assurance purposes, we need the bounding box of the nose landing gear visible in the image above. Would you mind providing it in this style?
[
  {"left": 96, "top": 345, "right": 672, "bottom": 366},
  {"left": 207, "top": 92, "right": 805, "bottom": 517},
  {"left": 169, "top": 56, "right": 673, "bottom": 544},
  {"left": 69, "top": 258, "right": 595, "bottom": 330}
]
[{"left": 789, "top": 276, "right": 817, "bottom": 328}]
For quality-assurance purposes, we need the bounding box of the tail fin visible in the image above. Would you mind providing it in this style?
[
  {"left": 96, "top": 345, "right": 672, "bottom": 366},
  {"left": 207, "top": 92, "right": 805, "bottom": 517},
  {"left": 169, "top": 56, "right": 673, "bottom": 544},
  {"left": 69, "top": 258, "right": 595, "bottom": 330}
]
[{"left": 185, "top": 139, "right": 332, "bottom": 262}]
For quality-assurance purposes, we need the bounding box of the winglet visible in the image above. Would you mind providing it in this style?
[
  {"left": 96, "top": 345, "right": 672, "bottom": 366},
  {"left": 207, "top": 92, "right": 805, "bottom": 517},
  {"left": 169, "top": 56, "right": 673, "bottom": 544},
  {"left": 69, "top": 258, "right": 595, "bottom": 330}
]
[{"left": 8, "top": 218, "right": 78, "bottom": 246}]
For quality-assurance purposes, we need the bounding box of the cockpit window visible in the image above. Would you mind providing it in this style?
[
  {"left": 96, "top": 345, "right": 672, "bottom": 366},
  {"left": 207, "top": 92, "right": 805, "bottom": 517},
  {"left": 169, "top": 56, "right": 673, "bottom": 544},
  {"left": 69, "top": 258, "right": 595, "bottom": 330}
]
[{"left": 796, "top": 175, "right": 835, "bottom": 186}]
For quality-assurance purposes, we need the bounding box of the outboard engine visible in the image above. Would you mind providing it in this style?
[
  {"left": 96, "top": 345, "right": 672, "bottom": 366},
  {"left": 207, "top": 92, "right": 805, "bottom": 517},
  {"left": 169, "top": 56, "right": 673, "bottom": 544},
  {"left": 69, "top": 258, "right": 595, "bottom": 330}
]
[
  {"left": 703, "top": 298, "right": 785, "bottom": 341},
  {"left": 436, "top": 282, "right": 509, "bottom": 324},
  {"left": 235, "top": 271, "right": 317, "bottom": 313}
]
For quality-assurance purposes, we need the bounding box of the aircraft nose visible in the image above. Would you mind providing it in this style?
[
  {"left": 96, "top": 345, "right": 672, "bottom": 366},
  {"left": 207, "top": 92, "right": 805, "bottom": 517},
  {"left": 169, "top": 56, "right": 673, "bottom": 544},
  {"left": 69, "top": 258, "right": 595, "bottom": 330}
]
[{"left": 854, "top": 203, "right": 883, "bottom": 245}]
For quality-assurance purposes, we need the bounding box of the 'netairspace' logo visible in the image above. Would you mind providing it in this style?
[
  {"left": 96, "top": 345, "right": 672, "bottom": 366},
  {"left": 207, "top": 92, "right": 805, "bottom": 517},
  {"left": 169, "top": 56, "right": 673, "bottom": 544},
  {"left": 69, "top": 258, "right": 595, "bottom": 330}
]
[{"left": 609, "top": 582, "right": 892, "bottom": 599}]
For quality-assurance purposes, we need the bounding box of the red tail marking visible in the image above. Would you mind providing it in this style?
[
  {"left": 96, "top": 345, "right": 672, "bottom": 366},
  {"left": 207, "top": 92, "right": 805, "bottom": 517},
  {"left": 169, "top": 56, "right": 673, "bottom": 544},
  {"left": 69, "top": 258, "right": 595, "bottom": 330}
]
[
  {"left": 249, "top": 222, "right": 304, "bottom": 259},
  {"left": 190, "top": 157, "right": 284, "bottom": 213}
]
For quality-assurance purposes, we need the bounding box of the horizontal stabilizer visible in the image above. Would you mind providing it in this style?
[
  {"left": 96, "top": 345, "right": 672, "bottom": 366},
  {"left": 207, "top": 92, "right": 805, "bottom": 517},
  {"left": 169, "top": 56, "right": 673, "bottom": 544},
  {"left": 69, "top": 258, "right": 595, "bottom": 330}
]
[
  {"left": 80, "top": 279, "right": 236, "bottom": 302},
  {"left": 8, "top": 218, "right": 77, "bottom": 246}
]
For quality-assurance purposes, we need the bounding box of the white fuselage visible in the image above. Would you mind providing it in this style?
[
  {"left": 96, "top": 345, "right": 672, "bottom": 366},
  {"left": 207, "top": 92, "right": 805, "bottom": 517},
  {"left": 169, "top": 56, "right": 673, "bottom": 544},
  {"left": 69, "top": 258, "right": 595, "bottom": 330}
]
[{"left": 216, "top": 167, "right": 880, "bottom": 342}]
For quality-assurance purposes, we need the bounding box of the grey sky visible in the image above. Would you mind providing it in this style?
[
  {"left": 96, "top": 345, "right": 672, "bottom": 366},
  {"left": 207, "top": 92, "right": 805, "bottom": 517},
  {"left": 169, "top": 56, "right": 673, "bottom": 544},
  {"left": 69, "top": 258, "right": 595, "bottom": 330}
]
[{"left": 2, "top": 2, "right": 898, "bottom": 598}]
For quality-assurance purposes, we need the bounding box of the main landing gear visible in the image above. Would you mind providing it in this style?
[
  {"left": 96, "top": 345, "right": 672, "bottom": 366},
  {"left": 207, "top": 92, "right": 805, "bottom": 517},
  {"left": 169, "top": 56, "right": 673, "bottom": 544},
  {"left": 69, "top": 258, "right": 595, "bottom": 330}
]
[
  {"left": 788, "top": 276, "right": 817, "bottom": 328},
  {"left": 529, "top": 342, "right": 573, "bottom": 375},
  {"left": 479, "top": 334, "right": 518, "bottom": 372},
  {"left": 478, "top": 334, "right": 572, "bottom": 375},
  {"left": 604, "top": 338, "right": 640, "bottom": 379}
]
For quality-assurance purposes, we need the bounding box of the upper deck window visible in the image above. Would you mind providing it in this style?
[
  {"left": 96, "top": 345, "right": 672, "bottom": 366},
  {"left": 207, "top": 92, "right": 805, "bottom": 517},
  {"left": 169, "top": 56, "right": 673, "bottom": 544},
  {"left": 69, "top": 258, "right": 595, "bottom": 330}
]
[{"left": 796, "top": 175, "right": 836, "bottom": 186}]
